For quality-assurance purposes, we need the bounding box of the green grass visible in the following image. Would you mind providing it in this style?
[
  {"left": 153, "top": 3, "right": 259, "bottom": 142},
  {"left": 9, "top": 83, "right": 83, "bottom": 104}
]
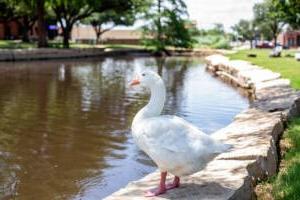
[
  {"left": 228, "top": 49, "right": 300, "bottom": 89},
  {"left": 272, "top": 119, "right": 300, "bottom": 200},
  {"left": 257, "top": 119, "right": 300, "bottom": 200},
  {"left": 0, "top": 40, "right": 92, "bottom": 49},
  {"left": 195, "top": 35, "right": 231, "bottom": 49},
  {"left": 0, "top": 40, "right": 36, "bottom": 49},
  {"left": 0, "top": 40, "right": 145, "bottom": 50}
]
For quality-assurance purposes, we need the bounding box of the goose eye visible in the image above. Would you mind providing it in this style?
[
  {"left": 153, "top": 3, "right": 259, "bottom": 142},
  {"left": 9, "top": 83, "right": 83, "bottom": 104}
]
[{"left": 142, "top": 73, "right": 146, "bottom": 76}]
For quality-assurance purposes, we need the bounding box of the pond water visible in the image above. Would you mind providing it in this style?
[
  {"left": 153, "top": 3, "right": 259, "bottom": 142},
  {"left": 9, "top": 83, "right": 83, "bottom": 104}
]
[{"left": 0, "top": 56, "right": 248, "bottom": 200}]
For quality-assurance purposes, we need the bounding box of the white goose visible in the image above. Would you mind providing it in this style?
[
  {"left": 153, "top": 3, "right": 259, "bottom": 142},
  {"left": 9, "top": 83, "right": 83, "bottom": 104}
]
[{"left": 130, "top": 70, "right": 230, "bottom": 197}]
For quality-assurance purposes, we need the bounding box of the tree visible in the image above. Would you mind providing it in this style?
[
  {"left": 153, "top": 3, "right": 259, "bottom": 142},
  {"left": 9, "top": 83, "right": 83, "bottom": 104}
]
[
  {"left": 50, "top": 0, "right": 144, "bottom": 48},
  {"left": 84, "top": 1, "right": 147, "bottom": 44},
  {"left": 86, "top": 11, "right": 133, "bottom": 43},
  {"left": 231, "top": 19, "right": 255, "bottom": 48},
  {"left": 37, "top": 0, "right": 48, "bottom": 47},
  {"left": 163, "top": 11, "right": 198, "bottom": 49},
  {"left": 208, "top": 23, "right": 225, "bottom": 35},
  {"left": 0, "top": 0, "right": 48, "bottom": 45},
  {"left": 49, "top": 0, "right": 96, "bottom": 48},
  {"left": 142, "top": 0, "right": 197, "bottom": 53},
  {"left": 253, "top": 0, "right": 284, "bottom": 46},
  {"left": 84, "top": 0, "right": 149, "bottom": 43},
  {"left": 13, "top": 0, "right": 37, "bottom": 42},
  {"left": 0, "top": 0, "right": 16, "bottom": 39},
  {"left": 273, "top": 0, "right": 300, "bottom": 29}
]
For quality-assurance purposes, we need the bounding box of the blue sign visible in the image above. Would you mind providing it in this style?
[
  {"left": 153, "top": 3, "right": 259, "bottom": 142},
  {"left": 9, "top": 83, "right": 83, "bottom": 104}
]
[{"left": 48, "top": 25, "right": 58, "bottom": 30}]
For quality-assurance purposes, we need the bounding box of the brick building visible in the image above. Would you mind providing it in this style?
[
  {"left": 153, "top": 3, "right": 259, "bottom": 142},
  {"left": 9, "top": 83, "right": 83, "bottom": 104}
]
[
  {"left": 0, "top": 21, "right": 22, "bottom": 39},
  {"left": 0, "top": 20, "right": 57, "bottom": 40},
  {"left": 277, "top": 30, "right": 300, "bottom": 48}
]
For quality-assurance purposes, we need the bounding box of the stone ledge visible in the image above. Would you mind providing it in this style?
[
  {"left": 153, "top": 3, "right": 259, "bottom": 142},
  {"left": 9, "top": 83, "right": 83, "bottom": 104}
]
[
  {"left": 0, "top": 48, "right": 220, "bottom": 62},
  {"left": 105, "top": 54, "right": 300, "bottom": 200},
  {"left": 106, "top": 159, "right": 252, "bottom": 200},
  {"left": 0, "top": 48, "right": 152, "bottom": 61}
]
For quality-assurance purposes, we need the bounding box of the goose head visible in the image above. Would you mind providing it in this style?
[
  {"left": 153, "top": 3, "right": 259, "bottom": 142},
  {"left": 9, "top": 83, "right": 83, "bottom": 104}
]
[
  {"left": 130, "top": 70, "right": 163, "bottom": 88},
  {"left": 130, "top": 70, "right": 166, "bottom": 122}
]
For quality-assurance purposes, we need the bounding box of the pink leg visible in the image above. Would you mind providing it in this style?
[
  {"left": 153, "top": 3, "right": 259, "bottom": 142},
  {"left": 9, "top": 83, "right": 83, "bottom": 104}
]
[
  {"left": 145, "top": 172, "right": 167, "bottom": 197},
  {"left": 166, "top": 176, "right": 180, "bottom": 190}
]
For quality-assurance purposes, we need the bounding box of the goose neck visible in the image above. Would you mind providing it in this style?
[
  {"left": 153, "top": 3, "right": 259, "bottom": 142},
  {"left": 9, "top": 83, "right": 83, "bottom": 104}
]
[{"left": 132, "top": 80, "right": 166, "bottom": 127}]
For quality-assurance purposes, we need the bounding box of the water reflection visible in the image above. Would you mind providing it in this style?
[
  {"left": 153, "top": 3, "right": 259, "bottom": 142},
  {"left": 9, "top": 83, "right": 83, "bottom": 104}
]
[{"left": 0, "top": 57, "right": 248, "bottom": 200}]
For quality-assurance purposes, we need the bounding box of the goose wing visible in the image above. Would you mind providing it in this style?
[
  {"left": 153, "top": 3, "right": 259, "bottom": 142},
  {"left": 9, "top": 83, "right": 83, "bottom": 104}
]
[{"left": 136, "top": 115, "right": 219, "bottom": 154}]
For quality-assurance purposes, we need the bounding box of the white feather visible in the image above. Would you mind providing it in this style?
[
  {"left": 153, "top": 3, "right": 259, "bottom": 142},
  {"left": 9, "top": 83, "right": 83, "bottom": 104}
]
[{"left": 131, "top": 71, "right": 230, "bottom": 176}]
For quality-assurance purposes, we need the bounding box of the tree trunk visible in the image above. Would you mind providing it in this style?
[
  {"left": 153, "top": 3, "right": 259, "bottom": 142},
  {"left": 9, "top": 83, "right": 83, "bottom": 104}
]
[
  {"left": 96, "top": 32, "right": 101, "bottom": 43},
  {"left": 37, "top": 0, "right": 48, "bottom": 48},
  {"left": 156, "top": 0, "right": 165, "bottom": 52},
  {"left": 272, "top": 23, "right": 278, "bottom": 47},
  {"left": 21, "top": 16, "right": 30, "bottom": 42},
  {"left": 21, "top": 26, "right": 30, "bottom": 42},
  {"left": 93, "top": 25, "right": 101, "bottom": 44},
  {"left": 157, "top": 0, "right": 162, "bottom": 41},
  {"left": 274, "top": 35, "right": 277, "bottom": 47},
  {"left": 62, "top": 29, "right": 70, "bottom": 48},
  {"left": 62, "top": 22, "right": 74, "bottom": 48}
]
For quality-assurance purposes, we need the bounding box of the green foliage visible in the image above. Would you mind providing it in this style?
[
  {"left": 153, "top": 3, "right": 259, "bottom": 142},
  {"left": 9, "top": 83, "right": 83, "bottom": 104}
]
[
  {"left": 83, "top": 0, "right": 149, "bottom": 42},
  {"left": 273, "top": 0, "right": 300, "bottom": 29},
  {"left": 196, "top": 35, "right": 230, "bottom": 49},
  {"left": 0, "top": 0, "right": 38, "bottom": 41},
  {"left": 231, "top": 19, "right": 254, "bottom": 41},
  {"left": 0, "top": 0, "right": 15, "bottom": 21},
  {"left": 163, "top": 11, "right": 198, "bottom": 49},
  {"left": 208, "top": 23, "right": 225, "bottom": 35},
  {"left": 196, "top": 24, "right": 230, "bottom": 49},
  {"left": 49, "top": 0, "right": 98, "bottom": 48},
  {"left": 142, "top": 0, "right": 198, "bottom": 52},
  {"left": 83, "top": 11, "right": 133, "bottom": 42},
  {"left": 253, "top": 0, "right": 284, "bottom": 44},
  {"left": 0, "top": 0, "right": 150, "bottom": 48},
  {"left": 49, "top": 0, "right": 145, "bottom": 48},
  {"left": 13, "top": 0, "right": 36, "bottom": 17}
]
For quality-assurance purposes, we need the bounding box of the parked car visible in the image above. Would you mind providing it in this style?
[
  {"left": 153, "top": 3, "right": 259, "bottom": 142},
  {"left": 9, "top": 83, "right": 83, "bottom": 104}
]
[{"left": 255, "top": 41, "right": 274, "bottom": 49}]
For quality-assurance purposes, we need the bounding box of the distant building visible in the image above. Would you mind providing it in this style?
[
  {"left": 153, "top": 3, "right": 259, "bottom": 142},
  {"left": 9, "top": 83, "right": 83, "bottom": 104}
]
[
  {"left": 0, "top": 19, "right": 57, "bottom": 40},
  {"left": 71, "top": 25, "right": 143, "bottom": 45},
  {"left": 0, "top": 21, "right": 22, "bottom": 39},
  {"left": 277, "top": 30, "right": 300, "bottom": 48}
]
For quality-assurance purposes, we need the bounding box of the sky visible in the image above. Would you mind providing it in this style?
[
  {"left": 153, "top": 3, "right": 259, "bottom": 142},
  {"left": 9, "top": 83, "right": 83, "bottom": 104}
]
[
  {"left": 185, "top": 0, "right": 263, "bottom": 31},
  {"left": 115, "top": 0, "right": 263, "bottom": 31}
]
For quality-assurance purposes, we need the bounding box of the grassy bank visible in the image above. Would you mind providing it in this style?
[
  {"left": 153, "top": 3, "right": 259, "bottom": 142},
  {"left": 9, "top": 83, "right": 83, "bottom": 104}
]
[
  {"left": 229, "top": 49, "right": 300, "bottom": 200},
  {"left": 0, "top": 40, "right": 144, "bottom": 50},
  {"left": 256, "top": 118, "right": 300, "bottom": 200},
  {"left": 228, "top": 49, "right": 300, "bottom": 89},
  {"left": 0, "top": 40, "right": 36, "bottom": 49}
]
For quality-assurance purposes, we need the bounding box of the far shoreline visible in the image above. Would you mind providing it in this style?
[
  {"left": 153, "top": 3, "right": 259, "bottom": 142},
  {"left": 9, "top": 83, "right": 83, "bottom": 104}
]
[{"left": 0, "top": 47, "right": 223, "bottom": 62}]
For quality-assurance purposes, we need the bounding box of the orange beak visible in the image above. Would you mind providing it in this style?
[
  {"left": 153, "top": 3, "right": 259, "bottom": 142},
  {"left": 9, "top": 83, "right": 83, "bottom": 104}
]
[{"left": 130, "top": 76, "right": 140, "bottom": 86}]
